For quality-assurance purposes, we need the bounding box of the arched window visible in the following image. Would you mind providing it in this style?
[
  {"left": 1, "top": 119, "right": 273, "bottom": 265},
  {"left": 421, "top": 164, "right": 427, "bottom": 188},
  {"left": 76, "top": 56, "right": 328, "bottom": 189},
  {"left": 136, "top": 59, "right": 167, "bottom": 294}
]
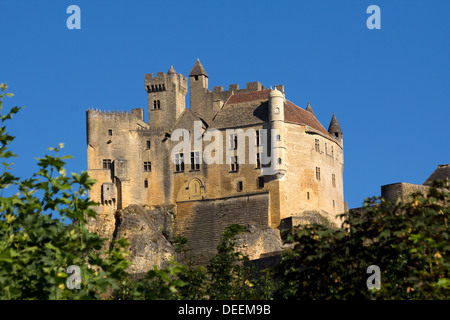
[
  {"left": 189, "top": 179, "right": 201, "bottom": 196},
  {"left": 157, "top": 100, "right": 160, "bottom": 109},
  {"left": 153, "top": 100, "right": 157, "bottom": 109}
]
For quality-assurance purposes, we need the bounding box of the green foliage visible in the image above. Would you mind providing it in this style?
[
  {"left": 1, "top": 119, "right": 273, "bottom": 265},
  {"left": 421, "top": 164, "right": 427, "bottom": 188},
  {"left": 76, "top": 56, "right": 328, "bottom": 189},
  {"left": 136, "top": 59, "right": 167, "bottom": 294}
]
[
  {"left": 115, "top": 224, "right": 269, "bottom": 300},
  {"left": 0, "top": 84, "right": 131, "bottom": 299},
  {"left": 277, "top": 184, "right": 450, "bottom": 299}
]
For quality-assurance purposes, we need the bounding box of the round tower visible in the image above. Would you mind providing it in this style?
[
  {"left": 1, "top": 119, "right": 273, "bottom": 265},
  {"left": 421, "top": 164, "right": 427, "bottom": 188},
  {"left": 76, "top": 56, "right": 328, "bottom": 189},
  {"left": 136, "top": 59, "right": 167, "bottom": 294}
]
[{"left": 269, "top": 88, "right": 286, "bottom": 177}]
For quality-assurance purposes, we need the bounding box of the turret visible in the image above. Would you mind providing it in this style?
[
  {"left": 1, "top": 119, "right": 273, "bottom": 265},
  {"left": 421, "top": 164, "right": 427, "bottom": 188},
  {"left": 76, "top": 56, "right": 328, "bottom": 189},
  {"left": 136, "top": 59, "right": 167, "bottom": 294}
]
[
  {"left": 189, "top": 59, "right": 209, "bottom": 119},
  {"left": 305, "top": 102, "right": 316, "bottom": 117},
  {"left": 268, "top": 88, "right": 286, "bottom": 177},
  {"left": 328, "top": 113, "right": 343, "bottom": 143}
]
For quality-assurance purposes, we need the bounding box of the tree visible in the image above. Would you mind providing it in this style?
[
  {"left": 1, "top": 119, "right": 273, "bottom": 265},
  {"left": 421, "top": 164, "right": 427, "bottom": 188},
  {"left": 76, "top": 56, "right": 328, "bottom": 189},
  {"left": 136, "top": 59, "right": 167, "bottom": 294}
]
[
  {"left": 276, "top": 183, "right": 450, "bottom": 299},
  {"left": 0, "top": 83, "right": 130, "bottom": 299}
]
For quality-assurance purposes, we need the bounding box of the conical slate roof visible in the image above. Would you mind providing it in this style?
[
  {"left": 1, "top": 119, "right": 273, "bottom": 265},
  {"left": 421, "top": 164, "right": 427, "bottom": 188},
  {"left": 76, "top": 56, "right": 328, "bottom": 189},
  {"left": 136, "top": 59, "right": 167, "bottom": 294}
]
[
  {"left": 305, "top": 102, "right": 316, "bottom": 117},
  {"left": 189, "top": 59, "right": 208, "bottom": 77},
  {"left": 168, "top": 65, "right": 176, "bottom": 74},
  {"left": 328, "top": 113, "right": 342, "bottom": 135},
  {"left": 423, "top": 164, "right": 450, "bottom": 186}
]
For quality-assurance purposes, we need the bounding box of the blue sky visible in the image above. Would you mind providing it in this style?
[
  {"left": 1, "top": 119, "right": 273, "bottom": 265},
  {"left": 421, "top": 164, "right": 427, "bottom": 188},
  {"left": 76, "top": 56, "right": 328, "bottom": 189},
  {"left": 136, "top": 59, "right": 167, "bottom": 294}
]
[{"left": 1, "top": 0, "right": 449, "bottom": 209}]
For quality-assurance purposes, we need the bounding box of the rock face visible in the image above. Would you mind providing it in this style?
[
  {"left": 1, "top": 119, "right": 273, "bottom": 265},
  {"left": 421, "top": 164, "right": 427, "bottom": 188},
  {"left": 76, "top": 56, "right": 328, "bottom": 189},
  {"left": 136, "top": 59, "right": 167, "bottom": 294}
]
[
  {"left": 87, "top": 205, "right": 286, "bottom": 274},
  {"left": 112, "top": 205, "right": 176, "bottom": 274},
  {"left": 234, "top": 224, "right": 285, "bottom": 260}
]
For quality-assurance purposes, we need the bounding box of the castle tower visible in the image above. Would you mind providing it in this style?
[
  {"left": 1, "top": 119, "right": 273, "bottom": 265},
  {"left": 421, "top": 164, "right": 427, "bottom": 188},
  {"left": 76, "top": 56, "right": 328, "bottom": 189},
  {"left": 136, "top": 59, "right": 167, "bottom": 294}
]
[
  {"left": 189, "top": 59, "right": 209, "bottom": 119},
  {"left": 268, "top": 88, "right": 286, "bottom": 177},
  {"left": 145, "top": 66, "right": 188, "bottom": 132},
  {"left": 328, "top": 113, "right": 343, "bottom": 144}
]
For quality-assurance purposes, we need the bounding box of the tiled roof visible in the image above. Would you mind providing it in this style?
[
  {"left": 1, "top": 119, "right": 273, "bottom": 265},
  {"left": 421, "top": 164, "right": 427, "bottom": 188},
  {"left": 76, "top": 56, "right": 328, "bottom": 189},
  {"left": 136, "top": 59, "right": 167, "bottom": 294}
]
[
  {"left": 226, "top": 89, "right": 271, "bottom": 104},
  {"left": 284, "top": 100, "right": 332, "bottom": 137},
  {"left": 210, "top": 89, "right": 334, "bottom": 139}
]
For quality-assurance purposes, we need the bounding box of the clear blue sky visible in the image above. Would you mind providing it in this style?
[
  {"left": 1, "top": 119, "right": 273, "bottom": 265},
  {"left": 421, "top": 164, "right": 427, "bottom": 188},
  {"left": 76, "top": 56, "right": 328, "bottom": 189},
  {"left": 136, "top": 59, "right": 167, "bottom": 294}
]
[{"left": 1, "top": 0, "right": 449, "bottom": 209}]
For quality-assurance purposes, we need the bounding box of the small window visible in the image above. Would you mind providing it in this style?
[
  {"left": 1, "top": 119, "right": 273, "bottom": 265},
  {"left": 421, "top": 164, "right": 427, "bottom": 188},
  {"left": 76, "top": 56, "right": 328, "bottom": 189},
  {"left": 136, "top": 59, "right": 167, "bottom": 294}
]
[
  {"left": 194, "top": 75, "right": 198, "bottom": 81},
  {"left": 256, "top": 152, "right": 261, "bottom": 168},
  {"left": 151, "top": 85, "right": 155, "bottom": 92},
  {"left": 157, "top": 100, "right": 160, "bottom": 109},
  {"left": 153, "top": 100, "right": 157, "bottom": 109},
  {"left": 276, "top": 134, "right": 281, "bottom": 141},
  {"left": 237, "top": 181, "right": 243, "bottom": 192},
  {"left": 103, "top": 159, "right": 112, "bottom": 170},
  {"left": 307, "top": 192, "right": 310, "bottom": 200},
  {"left": 146, "top": 140, "right": 151, "bottom": 149},
  {"left": 277, "top": 158, "right": 282, "bottom": 165},
  {"left": 257, "top": 176, "right": 264, "bottom": 189},
  {"left": 332, "top": 174, "right": 336, "bottom": 187},
  {"left": 256, "top": 129, "right": 263, "bottom": 146},
  {"left": 335, "top": 132, "right": 339, "bottom": 138},
  {"left": 144, "top": 179, "right": 148, "bottom": 188},
  {"left": 175, "top": 153, "right": 185, "bottom": 172},
  {"left": 144, "top": 161, "right": 151, "bottom": 172},
  {"left": 146, "top": 85, "right": 150, "bottom": 92},
  {"left": 331, "top": 146, "right": 334, "bottom": 157},
  {"left": 325, "top": 143, "right": 327, "bottom": 155},
  {"left": 315, "top": 139, "right": 320, "bottom": 152},
  {"left": 108, "top": 129, "right": 112, "bottom": 136},
  {"left": 190, "top": 151, "right": 200, "bottom": 171},
  {"left": 316, "top": 167, "right": 321, "bottom": 180},
  {"left": 230, "top": 156, "right": 239, "bottom": 172}
]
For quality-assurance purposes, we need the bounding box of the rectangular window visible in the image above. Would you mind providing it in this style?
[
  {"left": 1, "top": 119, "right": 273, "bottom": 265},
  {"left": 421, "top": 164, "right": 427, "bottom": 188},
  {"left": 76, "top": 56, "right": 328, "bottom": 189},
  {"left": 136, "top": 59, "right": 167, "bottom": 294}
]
[
  {"left": 325, "top": 143, "right": 327, "bottom": 155},
  {"left": 146, "top": 140, "right": 151, "bottom": 149},
  {"left": 256, "top": 152, "right": 261, "bottom": 168},
  {"left": 315, "top": 139, "right": 320, "bottom": 152},
  {"left": 103, "top": 159, "right": 112, "bottom": 169},
  {"left": 144, "top": 179, "right": 148, "bottom": 188},
  {"left": 257, "top": 176, "right": 264, "bottom": 189},
  {"left": 190, "top": 151, "right": 200, "bottom": 171},
  {"left": 230, "top": 156, "right": 239, "bottom": 172},
  {"left": 237, "top": 181, "right": 243, "bottom": 192},
  {"left": 144, "top": 161, "right": 151, "bottom": 172},
  {"left": 332, "top": 174, "right": 336, "bottom": 187},
  {"left": 229, "top": 134, "right": 238, "bottom": 150},
  {"left": 307, "top": 192, "right": 310, "bottom": 200},
  {"left": 316, "top": 167, "right": 321, "bottom": 180},
  {"left": 331, "top": 146, "right": 334, "bottom": 157},
  {"left": 108, "top": 129, "right": 112, "bottom": 136},
  {"left": 175, "top": 153, "right": 185, "bottom": 172},
  {"left": 256, "top": 129, "right": 263, "bottom": 146}
]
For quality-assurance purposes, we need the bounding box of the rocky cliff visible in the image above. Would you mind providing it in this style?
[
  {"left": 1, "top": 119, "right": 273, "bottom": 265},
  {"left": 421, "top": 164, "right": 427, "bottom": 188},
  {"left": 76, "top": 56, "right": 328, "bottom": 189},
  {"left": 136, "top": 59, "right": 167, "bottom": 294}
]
[{"left": 87, "top": 205, "right": 285, "bottom": 274}]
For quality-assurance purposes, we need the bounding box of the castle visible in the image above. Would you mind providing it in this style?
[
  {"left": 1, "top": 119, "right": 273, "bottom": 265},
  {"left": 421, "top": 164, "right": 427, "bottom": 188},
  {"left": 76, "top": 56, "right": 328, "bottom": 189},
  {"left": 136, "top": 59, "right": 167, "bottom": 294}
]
[{"left": 86, "top": 60, "right": 345, "bottom": 258}]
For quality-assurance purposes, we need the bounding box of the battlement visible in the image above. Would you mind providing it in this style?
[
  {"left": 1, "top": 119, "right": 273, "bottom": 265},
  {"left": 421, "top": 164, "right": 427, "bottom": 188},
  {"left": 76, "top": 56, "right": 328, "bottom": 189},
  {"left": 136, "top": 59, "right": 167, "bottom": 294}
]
[
  {"left": 145, "top": 70, "right": 188, "bottom": 93},
  {"left": 211, "top": 82, "right": 284, "bottom": 96},
  {"left": 86, "top": 108, "right": 144, "bottom": 121},
  {"left": 212, "top": 81, "right": 267, "bottom": 94}
]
